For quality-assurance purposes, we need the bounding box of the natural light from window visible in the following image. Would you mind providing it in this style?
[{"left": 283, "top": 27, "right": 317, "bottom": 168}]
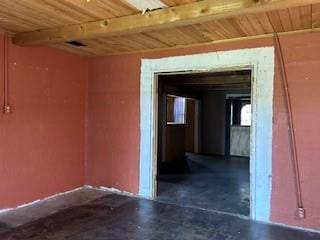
[
  {"left": 167, "top": 95, "right": 186, "bottom": 124},
  {"left": 241, "top": 104, "right": 251, "bottom": 126}
]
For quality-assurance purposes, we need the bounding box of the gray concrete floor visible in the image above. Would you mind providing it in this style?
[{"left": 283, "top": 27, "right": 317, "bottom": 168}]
[
  {"left": 0, "top": 192, "right": 319, "bottom": 240},
  {"left": 0, "top": 187, "right": 110, "bottom": 230},
  {"left": 157, "top": 153, "right": 250, "bottom": 216}
]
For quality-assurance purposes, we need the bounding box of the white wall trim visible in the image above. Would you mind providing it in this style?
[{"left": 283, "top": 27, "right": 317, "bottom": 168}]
[
  {"left": 270, "top": 221, "right": 320, "bottom": 235},
  {"left": 139, "top": 47, "right": 275, "bottom": 222},
  {"left": 0, "top": 187, "right": 83, "bottom": 214}
]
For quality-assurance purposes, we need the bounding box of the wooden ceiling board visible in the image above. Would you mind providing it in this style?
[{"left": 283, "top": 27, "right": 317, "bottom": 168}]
[
  {"left": 278, "top": 8, "right": 294, "bottom": 32},
  {"left": 173, "top": 25, "right": 212, "bottom": 43},
  {"left": 0, "top": 0, "right": 319, "bottom": 56},
  {"left": 266, "top": 10, "right": 285, "bottom": 32},
  {"left": 227, "top": 16, "right": 255, "bottom": 36},
  {"left": 0, "top": 0, "right": 198, "bottom": 35},
  {"left": 192, "top": 22, "right": 223, "bottom": 41},
  {"left": 289, "top": 7, "right": 303, "bottom": 30},
  {"left": 55, "top": 4, "right": 316, "bottom": 56},
  {"left": 204, "top": 20, "right": 234, "bottom": 39},
  {"left": 312, "top": 3, "right": 320, "bottom": 27},
  {"left": 0, "top": 0, "right": 139, "bottom": 33},
  {"left": 142, "top": 28, "right": 196, "bottom": 47},
  {"left": 129, "top": 34, "right": 170, "bottom": 49},
  {"left": 0, "top": 0, "right": 65, "bottom": 33},
  {"left": 217, "top": 19, "right": 247, "bottom": 38},
  {"left": 246, "top": 14, "right": 272, "bottom": 34},
  {"left": 300, "top": 5, "right": 312, "bottom": 29},
  {"left": 255, "top": 13, "right": 277, "bottom": 33},
  {"left": 141, "top": 32, "right": 175, "bottom": 47}
]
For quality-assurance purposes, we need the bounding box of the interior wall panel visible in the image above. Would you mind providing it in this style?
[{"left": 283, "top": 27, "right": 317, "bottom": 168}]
[
  {"left": 87, "top": 32, "right": 320, "bottom": 230},
  {"left": 0, "top": 34, "right": 88, "bottom": 208}
]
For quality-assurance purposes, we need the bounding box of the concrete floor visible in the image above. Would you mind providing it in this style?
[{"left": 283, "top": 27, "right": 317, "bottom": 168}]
[
  {"left": 0, "top": 187, "right": 110, "bottom": 231},
  {"left": 157, "top": 154, "right": 250, "bottom": 216},
  {"left": 0, "top": 191, "right": 319, "bottom": 240}
]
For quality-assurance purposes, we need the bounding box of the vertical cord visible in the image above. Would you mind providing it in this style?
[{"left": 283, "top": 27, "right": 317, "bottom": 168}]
[
  {"left": 3, "top": 32, "right": 11, "bottom": 114},
  {"left": 273, "top": 33, "right": 305, "bottom": 217},
  {"left": 3, "top": 34, "right": 8, "bottom": 107},
  {"left": 3, "top": 33, "right": 8, "bottom": 108}
]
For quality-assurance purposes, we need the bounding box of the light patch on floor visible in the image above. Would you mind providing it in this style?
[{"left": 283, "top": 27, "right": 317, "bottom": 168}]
[{"left": 157, "top": 154, "right": 250, "bottom": 216}]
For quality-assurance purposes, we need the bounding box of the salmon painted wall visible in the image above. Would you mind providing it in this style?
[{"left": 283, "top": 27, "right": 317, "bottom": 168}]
[
  {"left": 0, "top": 35, "right": 88, "bottom": 208},
  {"left": 87, "top": 32, "right": 320, "bottom": 230},
  {"left": 271, "top": 33, "right": 320, "bottom": 230},
  {"left": 86, "top": 38, "right": 270, "bottom": 193}
]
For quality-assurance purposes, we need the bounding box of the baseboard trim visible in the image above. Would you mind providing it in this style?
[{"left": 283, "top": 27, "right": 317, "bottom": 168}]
[{"left": 0, "top": 187, "right": 83, "bottom": 214}]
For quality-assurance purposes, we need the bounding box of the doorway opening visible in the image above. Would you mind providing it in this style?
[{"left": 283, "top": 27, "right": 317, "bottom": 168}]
[
  {"left": 156, "top": 70, "right": 252, "bottom": 217},
  {"left": 139, "top": 48, "right": 274, "bottom": 222}
]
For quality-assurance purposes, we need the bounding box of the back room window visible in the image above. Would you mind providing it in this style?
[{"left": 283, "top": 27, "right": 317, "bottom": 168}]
[
  {"left": 240, "top": 104, "right": 252, "bottom": 126},
  {"left": 167, "top": 95, "right": 186, "bottom": 124}
]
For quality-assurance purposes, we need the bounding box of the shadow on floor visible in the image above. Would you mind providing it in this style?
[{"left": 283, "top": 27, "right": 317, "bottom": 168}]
[
  {"left": 0, "top": 222, "right": 11, "bottom": 235},
  {"left": 157, "top": 153, "right": 250, "bottom": 216},
  {"left": 0, "top": 194, "right": 319, "bottom": 240}
]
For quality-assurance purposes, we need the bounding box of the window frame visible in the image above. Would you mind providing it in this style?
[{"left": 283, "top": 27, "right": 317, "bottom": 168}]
[{"left": 166, "top": 94, "right": 188, "bottom": 125}]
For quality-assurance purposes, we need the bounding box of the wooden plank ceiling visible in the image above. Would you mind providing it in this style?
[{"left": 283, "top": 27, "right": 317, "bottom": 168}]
[{"left": 0, "top": 0, "right": 320, "bottom": 56}]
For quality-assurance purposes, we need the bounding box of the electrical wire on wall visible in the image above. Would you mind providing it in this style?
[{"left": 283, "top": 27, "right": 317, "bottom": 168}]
[
  {"left": 273, "top": 33, "right": 305, "bottom": 219},
  {"left": 3, "top": 33, "right": 12, "bottom": 114}
]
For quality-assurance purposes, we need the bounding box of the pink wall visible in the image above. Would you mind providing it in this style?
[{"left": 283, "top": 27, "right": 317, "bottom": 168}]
[
  {"left": 87, "top": 32, "right": 320, "bottom": 230},
  {"left": 271, "top": 33, "right": 320, "bottom": 230},
  {"left": 86, "top": 55, "right": 140, "bottom": 193},
  {"left": 0, "top": 35, "right": 88, "bottom": 208},
  {"left": 0, "top": 30, "right": 319, "bottom": 230},
  {"left": 86, "top": 39, "right": 269, "bottom": 194}
]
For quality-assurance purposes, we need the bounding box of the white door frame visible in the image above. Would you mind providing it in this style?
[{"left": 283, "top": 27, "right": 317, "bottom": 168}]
[
  {"left": 139, "top": 47, "right": 275, "bottom": 222},
  {"left": 194, "top": 99, "right": 200, "bottom": 153}
]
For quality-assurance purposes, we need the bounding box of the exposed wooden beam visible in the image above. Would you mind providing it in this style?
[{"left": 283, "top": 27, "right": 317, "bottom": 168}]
[
  {"left": 193, "top": 84, "right": 251, "bottom": 90},
  {"left": 99, "top": 27, "right": 320, "bottom": 56},
  {"left": 13, "top": 0, "right": 320, "bottom": 45},
  {"left": 167, "top": 75, "right": 251, "bottom": 85},
  {"left": 171, "top": 84, "right": 252, "bottom": 92}
]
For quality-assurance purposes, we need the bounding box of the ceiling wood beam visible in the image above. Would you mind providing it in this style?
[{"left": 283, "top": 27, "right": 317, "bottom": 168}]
[
  {"left": 13, "top": 0, "right": 320, "bottom": 45},
  {"left": 165, "top": 75, "right": 251, "bottom": 85},
  {"left": 193, "top": 84, "right": 251, "bottom": 89},
  {"left": 98, "top": 27, "right": 320, "bottom": 56}
]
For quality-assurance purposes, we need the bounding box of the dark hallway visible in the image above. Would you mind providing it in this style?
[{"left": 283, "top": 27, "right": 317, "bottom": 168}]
[
  {"left": 156, "top": 71, "right": 251, "bottom": 217},
  {"left": 157, "top": 153, "right": 250, "bottom": 216}
]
